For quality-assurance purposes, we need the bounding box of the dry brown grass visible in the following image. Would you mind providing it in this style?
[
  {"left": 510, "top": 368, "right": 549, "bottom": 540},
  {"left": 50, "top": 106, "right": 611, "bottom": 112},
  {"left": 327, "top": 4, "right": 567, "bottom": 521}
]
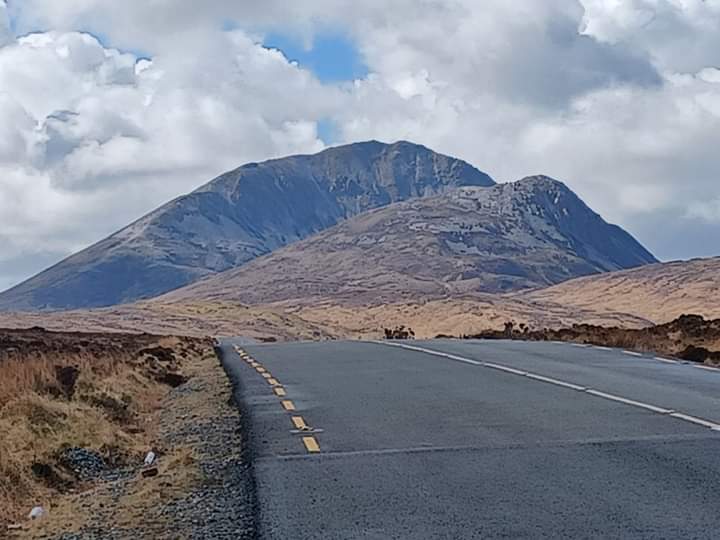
[
  {"left": 523, "top": 257, "right": 720, "bottom": 324},
  {"left": 18, "top": 347, "right": 225, "bottom": 539},
  {"left": 0, "top": 302, "right": 336, "bottom": 341},
  {"left": 0, "top": 328, "right": 211, "bottom": 528},
  {"left": 468, "top": 315, "right": 720, "bottom": 365}
]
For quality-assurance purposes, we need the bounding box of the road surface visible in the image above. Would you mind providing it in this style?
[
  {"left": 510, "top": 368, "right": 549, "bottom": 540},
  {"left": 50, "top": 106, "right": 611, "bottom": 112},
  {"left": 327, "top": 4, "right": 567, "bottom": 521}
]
[{"left": 219, "top": 339, "right": 720, "bottom": 539}]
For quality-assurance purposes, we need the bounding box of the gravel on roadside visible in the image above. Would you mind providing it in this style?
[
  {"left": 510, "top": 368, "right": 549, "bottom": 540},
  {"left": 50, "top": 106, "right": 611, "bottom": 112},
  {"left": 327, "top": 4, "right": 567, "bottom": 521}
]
[{"left": 19, "top": 348, "right": 257, "bottom": 540}]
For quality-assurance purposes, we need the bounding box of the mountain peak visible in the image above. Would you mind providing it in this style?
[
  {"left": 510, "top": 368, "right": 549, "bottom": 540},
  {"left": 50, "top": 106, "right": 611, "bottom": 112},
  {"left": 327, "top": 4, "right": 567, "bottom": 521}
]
[
  {"left": 162, "top": 175, "right": 658, "bottom": 306},
  {"left": 0, "top": 141, "right": 494, "bottom": 311}
]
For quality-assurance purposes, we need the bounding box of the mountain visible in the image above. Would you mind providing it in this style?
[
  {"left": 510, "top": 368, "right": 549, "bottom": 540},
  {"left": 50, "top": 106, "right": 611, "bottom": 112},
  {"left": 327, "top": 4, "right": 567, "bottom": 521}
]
[
  {"left": 162, "top": 176, "right": 657, "bottom": 307},
  {"left": 522, "top": 256, "right": 720, "bottom": 324},
  {"left": 0, "top": 141, "right": 494, "bottom": 311}
]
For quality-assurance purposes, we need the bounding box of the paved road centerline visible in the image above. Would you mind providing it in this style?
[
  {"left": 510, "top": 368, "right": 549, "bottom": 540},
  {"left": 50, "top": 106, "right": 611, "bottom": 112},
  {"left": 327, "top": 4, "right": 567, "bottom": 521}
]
[
  {"left": 234, "top": 347, "right": 324, "bottom": 454},
  {"left": 379, "top": 341, "right": 720, "bottom": 432},
  {"left": 223, "top": 339, "right": 720, "bottom": 538},
  {"left": 258, "top": 431, "right": 719, "bottom": 462},
  {"left": 302, "top": 436, "right": 321, "bottom": 453},
  {"left": 282, "top": 400, "right": 296, "bottom": 411}
]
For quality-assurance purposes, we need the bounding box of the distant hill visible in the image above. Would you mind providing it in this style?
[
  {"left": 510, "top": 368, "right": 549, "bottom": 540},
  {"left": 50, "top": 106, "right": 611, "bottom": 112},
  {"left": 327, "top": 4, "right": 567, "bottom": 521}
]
[
  {"left": 0, "top": 141, "right": 494, "bottom": 311},
  {"left": 162, "top": 176, "right": 657, "bottom": 306},
  {"left": 521, "top": 256, "right": 720, "bottom": 324},
  {"left": 4, "top": 254, "right": 716, "bottom": 343}
]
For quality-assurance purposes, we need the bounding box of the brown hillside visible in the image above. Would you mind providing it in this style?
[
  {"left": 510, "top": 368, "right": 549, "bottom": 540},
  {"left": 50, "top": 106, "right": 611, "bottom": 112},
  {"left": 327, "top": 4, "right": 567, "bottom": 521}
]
[
  {"left": 162, "top": 176, "right": 656, "bottom": 307},
  {"left": 521, "top": 257, "right": 720, "bottom": 324}
]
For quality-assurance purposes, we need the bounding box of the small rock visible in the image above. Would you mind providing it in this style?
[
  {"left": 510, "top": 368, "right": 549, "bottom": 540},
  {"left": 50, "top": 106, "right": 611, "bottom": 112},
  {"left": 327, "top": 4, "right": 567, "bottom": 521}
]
[
  {"left": 141, "top": 467, "right": 159, "bottom": 478},
  {"left": 59, "top": 447, "right": 106, "bottom": 481},
  {"left": 29, "top": 506, "right": 45, "bottom": 520}
]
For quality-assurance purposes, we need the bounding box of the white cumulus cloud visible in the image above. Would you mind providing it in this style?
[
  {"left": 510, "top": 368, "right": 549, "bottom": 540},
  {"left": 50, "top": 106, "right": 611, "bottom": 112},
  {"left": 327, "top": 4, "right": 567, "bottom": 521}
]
[{"left": 0, "top": 0, "right": 719, "bottom": 290}]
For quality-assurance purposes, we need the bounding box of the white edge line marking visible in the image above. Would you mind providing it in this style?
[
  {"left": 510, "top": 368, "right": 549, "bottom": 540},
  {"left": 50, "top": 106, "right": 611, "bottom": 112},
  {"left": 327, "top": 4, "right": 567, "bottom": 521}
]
[
  {"left": 670, "top": 412, "right": 720, "bottom": 431},
  {"left": 623, "top": 350, "right": 644, "bottom": 357},
  {"left": 694, "top": 365, "right": 720, "bottom": 372},
  {"left": 375, "top": 341, "right": 720, "bottom": 432},
  {"left": 594, "top": 346, "right": 612, "bottom": 351},
  {"left": 484, "top": 362, "right": 527, "bottom": 376},
  {"left": 380, "top": 342, "right": 482, "bottom": 366},
  {"left": 524, "top": 373, "right": 587, "bottom": 391},
  {"left": 585, "top": 389, "right": 673, "bottom": 414},
  {"left": 655, "top": 357, "right": 678, "bottom": 364}
]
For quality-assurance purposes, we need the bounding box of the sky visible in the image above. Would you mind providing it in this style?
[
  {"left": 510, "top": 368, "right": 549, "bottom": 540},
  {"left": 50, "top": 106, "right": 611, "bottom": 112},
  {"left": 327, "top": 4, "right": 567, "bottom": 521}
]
[{"left": 0, "top": 0, "right": 719, "bottom": 291}]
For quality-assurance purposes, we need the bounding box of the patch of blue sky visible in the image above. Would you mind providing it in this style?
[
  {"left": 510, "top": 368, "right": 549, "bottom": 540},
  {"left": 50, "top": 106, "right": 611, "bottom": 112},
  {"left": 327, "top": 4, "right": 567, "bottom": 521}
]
[
  {"left": 317, "top": 118, "right": 341, "bottom": 145},
  {"left": 263, "top": 31, "right": 368, "bottom": 83}
]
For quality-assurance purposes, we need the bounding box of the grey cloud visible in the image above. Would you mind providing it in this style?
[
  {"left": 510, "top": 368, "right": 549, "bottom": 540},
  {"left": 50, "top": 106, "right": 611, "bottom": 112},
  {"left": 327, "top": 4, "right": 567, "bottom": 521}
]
[{"left": 496, "top": 14, "right": 662, "bottom": 108}]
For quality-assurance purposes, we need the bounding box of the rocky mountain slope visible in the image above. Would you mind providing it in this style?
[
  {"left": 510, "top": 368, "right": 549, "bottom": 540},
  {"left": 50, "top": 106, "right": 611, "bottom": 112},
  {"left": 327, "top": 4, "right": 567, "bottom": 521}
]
[
  {"left": 522, "top": 256, "right": 720, "bottom": 324},
  {"left": 163, "top": 176, "right": 657, "bottom": 307},
  {"left": 0, "top": 141, "right": 493, "bottom": 311}
]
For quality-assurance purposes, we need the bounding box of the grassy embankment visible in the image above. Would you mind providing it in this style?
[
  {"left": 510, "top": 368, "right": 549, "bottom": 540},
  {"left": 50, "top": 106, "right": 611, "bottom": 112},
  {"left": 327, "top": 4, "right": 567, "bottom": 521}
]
[{"left": 0, "top": 328, "right": 212, "bottom": 527}]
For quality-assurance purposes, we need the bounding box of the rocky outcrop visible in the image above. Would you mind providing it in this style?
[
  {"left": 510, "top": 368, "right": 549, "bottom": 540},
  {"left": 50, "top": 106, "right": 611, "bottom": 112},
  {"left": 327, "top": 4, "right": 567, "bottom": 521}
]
[{"left": 162, "top": 176, "right": 657, "bottom": 306}]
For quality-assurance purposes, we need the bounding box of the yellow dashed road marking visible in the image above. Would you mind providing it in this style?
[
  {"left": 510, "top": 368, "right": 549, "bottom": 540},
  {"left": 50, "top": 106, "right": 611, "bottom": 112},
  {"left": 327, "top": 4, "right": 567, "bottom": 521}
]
[
  {"left": 256, "top": 367, "right": 267, "bottom": 373},
  {"left": 282, "top": 400, "right": 296, "bottom": 411},
  {"left": 262, "top": 372, "right": 272, "bottom": 379},
  {"left": 274, "top": 387, "right": 287, "bottom": 397},
  {"left": 268, "top": 378, "right": 280, "bottom": 386},
  {"left": 302, "top": 436, "right": 320, "bottom": 453},
  {"left": 292, "top": 416, "right": 307, "bottom": 430}
]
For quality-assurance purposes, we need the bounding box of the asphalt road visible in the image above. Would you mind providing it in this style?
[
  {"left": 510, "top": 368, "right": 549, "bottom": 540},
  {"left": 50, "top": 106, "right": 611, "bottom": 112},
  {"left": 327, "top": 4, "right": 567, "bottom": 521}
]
[{"left": 219, "top": 339, "right": 720, "bottom": 539}]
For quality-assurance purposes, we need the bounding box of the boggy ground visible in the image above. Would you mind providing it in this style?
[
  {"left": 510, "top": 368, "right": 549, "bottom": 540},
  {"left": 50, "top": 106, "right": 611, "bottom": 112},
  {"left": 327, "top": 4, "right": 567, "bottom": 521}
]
[
  {"left": 465, "top": 314, "right": 720, "bottom": 365},
  {"left": 0, "top": 327, "right": 252, "bottom": 538}
]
